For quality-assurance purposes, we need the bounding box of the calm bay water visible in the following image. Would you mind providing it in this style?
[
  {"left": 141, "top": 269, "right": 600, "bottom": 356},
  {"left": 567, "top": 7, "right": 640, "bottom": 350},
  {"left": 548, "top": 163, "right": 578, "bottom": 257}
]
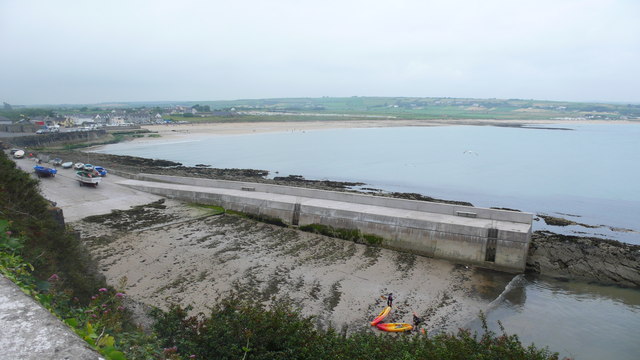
[
  {"left": 467, "top": 272, "right": 640, "bottom": 360},
  {"left": 95, "top": 123, "right": 640, "bottom": 359},
  {"left": 95, "top": 123, "right": 640, "bottom": 243}
]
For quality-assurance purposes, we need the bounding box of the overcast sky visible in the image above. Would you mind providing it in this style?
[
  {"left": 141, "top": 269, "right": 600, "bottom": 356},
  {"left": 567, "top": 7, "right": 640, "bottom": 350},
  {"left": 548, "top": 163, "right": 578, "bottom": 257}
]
[{"left": 1, "top": 0, "right": 639, "bottom": 105}]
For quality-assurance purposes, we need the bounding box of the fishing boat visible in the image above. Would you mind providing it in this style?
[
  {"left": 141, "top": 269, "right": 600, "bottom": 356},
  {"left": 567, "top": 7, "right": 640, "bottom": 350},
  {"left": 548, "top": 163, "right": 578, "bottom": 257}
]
[
  {"left": 13, "top": 150, "right": 25, "bottom": 159},
  {"left": 61, "top": 161, "right": 73, "bottom": 169},
  {"left": 376, "top": 323, "right": 413, "bottom": 332},
  {"left": 73, "top": 162, "right": 84, "bottom": 170},
  {"left": 370, "top": 306, "right": 391, "bottom": 326},
  {"left": 52, "top": 158, "right": 63, "bottom": 166},
  {"left": 76, "top": 170, "right": 102, "bottom": 187},
  {"left": 33, "top": 165, "right": 57, "bottom": 178}
]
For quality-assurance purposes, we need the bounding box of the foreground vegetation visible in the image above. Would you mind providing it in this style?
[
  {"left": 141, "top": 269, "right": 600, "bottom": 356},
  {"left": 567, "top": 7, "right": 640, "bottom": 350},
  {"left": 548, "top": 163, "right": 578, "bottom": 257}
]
[{"left": 0, "top": 149, "right": 560, "bottom": 359}]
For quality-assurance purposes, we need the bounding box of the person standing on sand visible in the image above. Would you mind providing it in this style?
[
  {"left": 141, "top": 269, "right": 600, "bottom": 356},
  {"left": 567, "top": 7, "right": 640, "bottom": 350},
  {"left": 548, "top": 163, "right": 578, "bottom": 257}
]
[
  {"left": 387, "top": 293, "right": 393, "bottom": 307},
  {"left": 413, "top": 312, "right": 426, "bottom": 334}
]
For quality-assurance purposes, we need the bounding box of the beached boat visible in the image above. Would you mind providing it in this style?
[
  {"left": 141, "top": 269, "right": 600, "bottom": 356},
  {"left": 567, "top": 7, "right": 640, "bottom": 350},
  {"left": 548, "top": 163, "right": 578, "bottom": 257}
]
[
  {"left": 76, "top": 171, "right": 102, "bottom": 187},
  {"left": 52, "top": 158, "right": 63, "bottom": 166},
  {"left": 13, "top": 150, "right": 25, "bottom": 159},
  {"left": 94, "top": 166, "right": 108, "bottom": 176},
  {"left": 34, "top": 165, "right": 57, "bottom": 178},
  {"left": 73, "top": 162, "right": 84, "bottom": 170},
  {"left": 61, "top": 161, "right": 73, "bottom": 169},
  {"left": 370, "top": 306, "right": 391, "bottom": 326},
  {"left": 376, "top": 323, "right": 413, "bottom": 332},
  {"left": 83, "top": 163, "right": 94, "bottom": 171}
]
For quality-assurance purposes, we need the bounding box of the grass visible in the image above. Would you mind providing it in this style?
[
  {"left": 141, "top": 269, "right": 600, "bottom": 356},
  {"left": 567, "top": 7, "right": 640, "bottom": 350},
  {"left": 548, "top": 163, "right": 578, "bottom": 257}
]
[{"left": 188, "top": 203, "right": 226, "bottom": 216}]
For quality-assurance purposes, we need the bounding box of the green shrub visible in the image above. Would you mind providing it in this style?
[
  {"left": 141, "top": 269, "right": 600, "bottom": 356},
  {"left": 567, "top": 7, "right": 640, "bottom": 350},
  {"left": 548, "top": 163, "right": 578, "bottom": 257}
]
[{"left": 151, "top": 296, "right": 559, "bottom": 360}]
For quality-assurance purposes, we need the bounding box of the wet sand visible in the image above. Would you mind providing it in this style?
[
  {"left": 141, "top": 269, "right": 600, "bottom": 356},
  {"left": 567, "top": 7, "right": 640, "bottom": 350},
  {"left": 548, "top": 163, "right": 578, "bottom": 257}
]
[{"left": 72, "top": 199, "right": 511, "bottom": 334}]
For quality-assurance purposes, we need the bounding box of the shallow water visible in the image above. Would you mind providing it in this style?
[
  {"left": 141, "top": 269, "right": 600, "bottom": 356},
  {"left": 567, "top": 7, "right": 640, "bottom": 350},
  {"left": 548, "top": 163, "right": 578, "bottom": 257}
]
[
  {"left": 466, "top": 273, "right": 640, "bottom": 360},
  {"left": 95, "top": 123, "right": 640, "bottom": 243}
]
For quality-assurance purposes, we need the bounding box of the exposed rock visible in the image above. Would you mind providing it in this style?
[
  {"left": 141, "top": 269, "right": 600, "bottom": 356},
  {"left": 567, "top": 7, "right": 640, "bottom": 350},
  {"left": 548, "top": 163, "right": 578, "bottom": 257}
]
[
  {"left": 538, "top": 214, "right": 599, "bottom": 228},
  {"left": 527, "top": 231, "right": 640, "bottom": 288}
]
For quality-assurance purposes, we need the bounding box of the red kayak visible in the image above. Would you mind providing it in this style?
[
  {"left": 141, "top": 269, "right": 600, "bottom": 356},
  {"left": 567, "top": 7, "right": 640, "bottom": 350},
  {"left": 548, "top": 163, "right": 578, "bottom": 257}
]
[{"left": 370, "top": 306, "right": 391, "bottom": 326}]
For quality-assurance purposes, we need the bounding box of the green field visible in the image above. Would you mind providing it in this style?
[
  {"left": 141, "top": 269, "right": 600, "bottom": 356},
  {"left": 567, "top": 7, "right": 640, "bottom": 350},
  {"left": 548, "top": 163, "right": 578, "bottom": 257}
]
[
  {"left": 170, "top": 96, "right": 640, "bottom": 121},
  {"left": 4, "top": 96, "right": 640, "bottom": 122}
]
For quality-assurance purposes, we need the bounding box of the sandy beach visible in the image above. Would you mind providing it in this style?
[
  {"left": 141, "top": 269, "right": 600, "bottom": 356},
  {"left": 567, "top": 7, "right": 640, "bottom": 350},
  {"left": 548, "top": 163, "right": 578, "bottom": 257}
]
[
  {"left": 72, "top": 199, "right": 512, "bottom": 334},
  {"left": 136, "top": 118, "right": 637, "bottom": 142}
]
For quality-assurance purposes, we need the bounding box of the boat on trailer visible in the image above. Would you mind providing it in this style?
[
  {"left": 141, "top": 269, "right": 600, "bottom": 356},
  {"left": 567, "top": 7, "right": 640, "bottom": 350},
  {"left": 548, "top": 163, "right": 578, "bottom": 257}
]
[
  {"left": 34, "top": 165, "right": 57, "bottom": 178},
  {"left": 76, "top": 170, "right": 102, "bottom": 187}
]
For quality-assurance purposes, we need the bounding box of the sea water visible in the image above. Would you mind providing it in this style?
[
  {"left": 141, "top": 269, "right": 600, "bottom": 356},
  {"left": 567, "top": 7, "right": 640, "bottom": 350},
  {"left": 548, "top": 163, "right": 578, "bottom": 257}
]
[
  {"left": 94, "top": 123, "right": 640, "bottom": 358},
  {"left": 466, "top": 272, "right": 640, "bottom": 360},
  {"left": 95, "top": 123, "right": 640, "bottom": 243}
]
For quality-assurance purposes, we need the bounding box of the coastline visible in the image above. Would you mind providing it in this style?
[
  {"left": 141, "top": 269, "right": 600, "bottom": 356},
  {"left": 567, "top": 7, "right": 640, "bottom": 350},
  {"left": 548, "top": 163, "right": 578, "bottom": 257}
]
[{"left": 135, "top": 119, "right": 638, "bottom": 142}]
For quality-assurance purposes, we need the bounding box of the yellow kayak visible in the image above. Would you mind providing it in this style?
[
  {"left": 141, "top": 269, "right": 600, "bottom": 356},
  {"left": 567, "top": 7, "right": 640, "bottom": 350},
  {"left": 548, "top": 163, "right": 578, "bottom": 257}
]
[
  {"left": 376, "top": 322, "right": 413, "bottom": 332},
  {"left": 370, "top": 306, "right": 391, "bottom": 326}
]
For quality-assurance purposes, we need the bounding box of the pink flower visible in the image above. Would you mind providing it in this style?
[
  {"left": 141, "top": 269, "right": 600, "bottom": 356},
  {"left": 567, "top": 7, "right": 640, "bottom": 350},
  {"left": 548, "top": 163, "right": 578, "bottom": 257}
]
[
  {"left": 98, "top": 288, "right": 108, "bottom": 292},
  {"left": 115, "top": 292, "right": 125, "bottom": 298},
  {"left": 91, "top": 296, "right": 97, "bottom": 300},
  {"left": 5, "top": 231, "right": 12, "bottom": 236},
  {"left": 48, "top": 274, "right": 59, "bottom": 282},
  {"left": 91, "top": 314, "right": 97, "bottom": 318},
  {"left": 117, "top": 306, "right": 125, "bottom": 311}
]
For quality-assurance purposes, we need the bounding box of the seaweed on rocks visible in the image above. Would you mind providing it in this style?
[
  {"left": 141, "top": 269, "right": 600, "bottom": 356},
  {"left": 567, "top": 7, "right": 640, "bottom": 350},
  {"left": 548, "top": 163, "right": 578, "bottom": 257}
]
[
  {"left": 273, "top": 175, "right": 365, "bottom": 190},
  {"left": 527, "top": 231, "right": 640, "bottom": 287},
  {"left": 389, "top": 192, "right": 473, "bottom": 206}
]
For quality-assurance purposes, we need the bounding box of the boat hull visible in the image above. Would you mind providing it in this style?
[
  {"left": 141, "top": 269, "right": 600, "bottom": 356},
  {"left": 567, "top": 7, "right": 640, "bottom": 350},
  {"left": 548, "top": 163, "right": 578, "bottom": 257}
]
[
  {"left": 76, "top": 172, "right": 102, "bottom": 187},
  {"left": 34, "top": 165, "right": 57, "bottom": 178}
]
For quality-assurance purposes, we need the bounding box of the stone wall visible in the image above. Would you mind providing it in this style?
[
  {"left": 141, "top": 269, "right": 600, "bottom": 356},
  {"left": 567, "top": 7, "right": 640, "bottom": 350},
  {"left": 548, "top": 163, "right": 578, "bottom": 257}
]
[{"left": 7, "top": 130, "right": 109, "bottom": 148}]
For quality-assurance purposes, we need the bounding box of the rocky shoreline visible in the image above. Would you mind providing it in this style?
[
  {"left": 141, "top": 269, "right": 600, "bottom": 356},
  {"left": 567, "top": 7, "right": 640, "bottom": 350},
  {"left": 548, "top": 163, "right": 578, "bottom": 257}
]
[
  {"left": 527, "top": 231, "right": 640, "bottom": 288},
  {"left": 20, "top": 148, "right": 640, "bottom": 288}
]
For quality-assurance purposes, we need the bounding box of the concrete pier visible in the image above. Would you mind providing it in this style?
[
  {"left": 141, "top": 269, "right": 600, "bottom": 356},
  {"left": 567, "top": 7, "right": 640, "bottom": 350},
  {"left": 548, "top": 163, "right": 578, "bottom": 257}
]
[{"left": 119, "top": 174, "right": 532, "bottom": 272}]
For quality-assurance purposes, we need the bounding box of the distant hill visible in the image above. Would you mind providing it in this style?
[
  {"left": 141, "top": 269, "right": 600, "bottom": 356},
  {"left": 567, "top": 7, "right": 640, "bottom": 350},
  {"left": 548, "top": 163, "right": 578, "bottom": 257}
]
[{"left": 5, "top": 97, "right": 640, "bottom": 121}]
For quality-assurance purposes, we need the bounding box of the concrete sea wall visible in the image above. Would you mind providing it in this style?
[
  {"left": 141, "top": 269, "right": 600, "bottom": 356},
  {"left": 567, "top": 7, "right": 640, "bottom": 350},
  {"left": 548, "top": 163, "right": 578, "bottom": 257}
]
[{"left": 121, "top": 174, "right": 533, "bottom": 272}]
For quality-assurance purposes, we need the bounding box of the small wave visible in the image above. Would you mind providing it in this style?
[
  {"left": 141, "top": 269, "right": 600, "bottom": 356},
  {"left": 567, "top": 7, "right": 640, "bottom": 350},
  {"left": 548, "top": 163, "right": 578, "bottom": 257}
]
[{"left": 485, "top": 274, "right": 526, "bottom": 312}]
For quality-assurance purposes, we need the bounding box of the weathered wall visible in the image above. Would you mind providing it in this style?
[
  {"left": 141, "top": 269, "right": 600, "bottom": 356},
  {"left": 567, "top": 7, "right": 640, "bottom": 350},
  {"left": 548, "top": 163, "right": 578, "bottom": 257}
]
[
  {"left": 0, "top": 123, "right": 38, "bottom": 133},
  {"left": 120, "top": 175, "right": 532, "bottom": 273},
  {"left": 130, "top": 174, "right": 533, "bottom": 224},
  {"left": 7, "top": 130, "right": 109, "bottom": 148}
]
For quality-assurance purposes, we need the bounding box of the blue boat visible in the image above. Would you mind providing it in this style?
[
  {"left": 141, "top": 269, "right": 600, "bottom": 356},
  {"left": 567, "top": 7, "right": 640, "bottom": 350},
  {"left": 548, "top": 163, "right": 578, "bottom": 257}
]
[
  {"left": 94, "top": 166, "right": 108, "bottom": 177},
  {"left": 34, "top": 165, "right": 57, "bottom": 178}
]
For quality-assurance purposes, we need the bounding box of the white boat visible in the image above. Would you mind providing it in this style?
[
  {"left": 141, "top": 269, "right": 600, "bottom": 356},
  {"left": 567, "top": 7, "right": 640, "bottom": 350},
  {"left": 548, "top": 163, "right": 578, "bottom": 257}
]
[
  {"left": 76, "top": 171, "right": 102, "bottom": 187},
  {"left": 83, "top": 163, "right": 94, "bottom": 171},
  {"left": 61, "top": 161, "right": 73, "bottom": 169},
  {"left": 73, "top": 162, "right": 84, "bottom": 170},
  {"left": 13, "top": 150, "right": 25, "bottom": 159}
]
